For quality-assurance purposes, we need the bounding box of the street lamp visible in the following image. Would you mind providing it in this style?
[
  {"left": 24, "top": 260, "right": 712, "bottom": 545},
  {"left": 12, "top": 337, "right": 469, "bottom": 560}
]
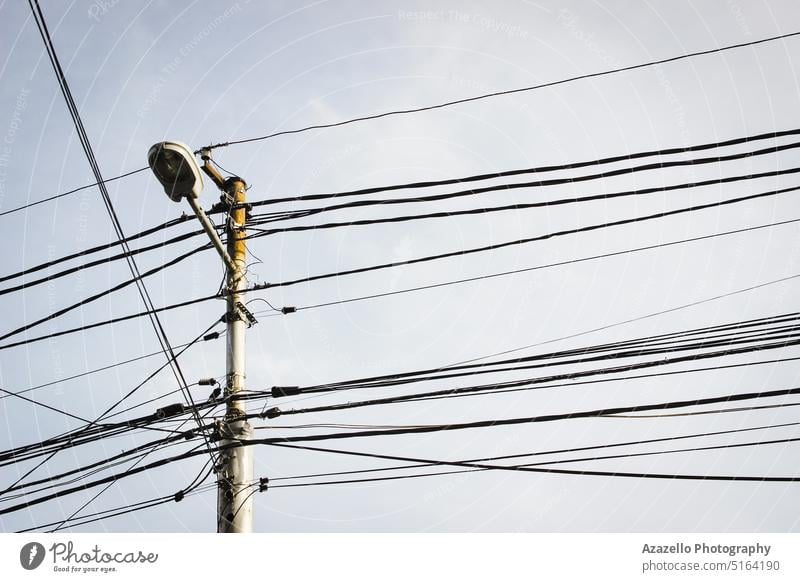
[
  {"left": 147, "top": 140, "right": 203, "bottom": 202},
  {"left": 147, "top": 141, "right": 235, "bottom": 272},
  {"left": 147, "top": 141, "right": 254, "bottom": 533}
]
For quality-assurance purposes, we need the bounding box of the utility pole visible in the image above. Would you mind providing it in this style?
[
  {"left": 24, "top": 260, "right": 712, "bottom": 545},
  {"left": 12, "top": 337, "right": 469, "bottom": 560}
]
[
  {"left": 207, "top": 161, "right": 255, "bottom": 533},
  {"left": 147, "top": 141, "right": 255, "bottom": 533}
]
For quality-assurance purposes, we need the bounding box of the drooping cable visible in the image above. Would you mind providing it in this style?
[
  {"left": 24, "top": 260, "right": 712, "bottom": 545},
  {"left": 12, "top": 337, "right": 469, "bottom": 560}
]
[{"left": 202, "top": 32, "right": 800, "bottom": 150}]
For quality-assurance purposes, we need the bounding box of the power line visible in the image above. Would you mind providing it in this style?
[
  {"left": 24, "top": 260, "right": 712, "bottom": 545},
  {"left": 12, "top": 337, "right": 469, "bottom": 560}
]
[
  {"left": 5, "top": 129, "right": 798, "bottom": 294},
  {"left": 0, "top": 167, "right": 148, "bottom": 219},
  {"left": 5, "top": 224, "right": 796, "bottom": 354},
  {"left": 0, "top": 246, "right": 206, "bottom": 342},
  {"left": 291, "top": 219, "right": 800, "bottom": 312},
  {"left": 268, "top": 436, "right": 800, "bottom": 488},
  {"left": 6, "top": 136, "right": 794, "bottom": 294},
  {"left": 10, "top": 379, "right": 800, "bottom": 514},
  {"left": 0, "top": 319, "right": 221, "bottom": 495},
  {"left": 397, "top": 356, "right": 800, "bottom": 406},
  {"left": 246, "top": 148, "right": 800, "bottom": 220},
  {"left": 0, "top": 226, "right": 203, "bottom": 291},
  {"left": 202, "top": 31, "right": 800, "bottom": 150},
  {"left": 28, "top": 1, "right": 218, "bottom": 475},
  {"left": 0, "top": 332, "right": 222, "bottom": 402},
  {"left": 245, "top": 166, "right": 800, "bottom": 236},
  {"left": 266, "top": 421, "right": 800, "bottom": 484},
  {"left": 293, "top": 311, "right": 800, "bottom": 392},
  {"left": 47, "top": 418, "right": 219, "bottom": 533},
  {"left": 4, "top": 160, "right": 794, "bottom": 300},
  {"left": 252, "top": 186, "right": 800, "bottom": 290},
  {"left": 247, "top": 128, "right": 800, "bottom": 207},
  {"left": 278, "top": 338, "right": 800, "bottom": 414},
  {"left": 0, "top": 293, "right": 218, "bottom": 352},
  {"left": 263, "top": 383, "right": 800, "bottom": 442}
]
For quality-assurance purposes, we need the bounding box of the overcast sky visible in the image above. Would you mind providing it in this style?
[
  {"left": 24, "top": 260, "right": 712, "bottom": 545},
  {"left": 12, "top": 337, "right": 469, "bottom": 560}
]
[{"left": 1, "top": 0, "right": 800, "bottom": 533}]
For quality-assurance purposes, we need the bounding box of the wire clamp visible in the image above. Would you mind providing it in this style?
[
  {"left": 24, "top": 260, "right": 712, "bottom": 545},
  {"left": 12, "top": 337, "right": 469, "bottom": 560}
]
[{"left": 259, "top": 477, "right": 269, "bottom": 493}]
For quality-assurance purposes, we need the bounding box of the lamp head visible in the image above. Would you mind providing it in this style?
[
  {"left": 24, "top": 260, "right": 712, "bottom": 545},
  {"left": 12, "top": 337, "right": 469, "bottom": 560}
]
[{"left": 147, "top": 141, "right": 203, "bottom": 202}]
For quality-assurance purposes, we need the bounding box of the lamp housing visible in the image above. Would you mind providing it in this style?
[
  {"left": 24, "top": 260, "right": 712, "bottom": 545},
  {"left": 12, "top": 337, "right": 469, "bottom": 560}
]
[{"left": 147, "top": 141, "right": 203, "bottom": 202}]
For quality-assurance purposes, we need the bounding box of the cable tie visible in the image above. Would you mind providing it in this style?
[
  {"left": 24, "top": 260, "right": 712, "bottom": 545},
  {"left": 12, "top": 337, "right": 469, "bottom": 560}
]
[{"left": 174, "top": 491, "right": 185, "bottom": 503}]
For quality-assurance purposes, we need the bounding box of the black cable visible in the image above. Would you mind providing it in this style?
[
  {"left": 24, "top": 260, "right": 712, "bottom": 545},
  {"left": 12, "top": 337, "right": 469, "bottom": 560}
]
[
  {"left": 288, "top": 219, "right": 800, "bottom": 311},
  {"left": 4, "top": 224, "right": 796, "bottom": 354},
  {"left": 0, "top": 332, "right": 221, "bottom": 402},
  {"left": 5, "top": 129, "right": 797, "bottom": 290},
  {"left": 226, "top": 486, "right": 259, "bottom": 525},
  {"left": 280, "top": 338, "right": 800, "bottom": 415},
  {"left": 203, "top": 32, "right": 800, "bottom": 150},
  {"left": 9, "top": 379, "right": 800, "bottom": 514},
  {"left": 18, "top": 497, "right": 175, "bottom": 533},
  {"left": 398, "top": 356, "right": 800, "bottom": 406},
  {"left": 0, "top": 293, "right": 218, "bottom": 352},
  {"left": 0, "top": 386, "right": 93, "bottom": 424},
  {"left": 0, "top": 425, "right": 209, "bottom": 499},
  {"left": 0, "top": 245, "right": 206, "bottom": 342},
  {"left": 247, "top": 167, "right": 800, "bottom": 236},
  {"left": 0, "top": 219, "right": 200, "bottom": 290},
  {"left": 267, "top": 382, "right": 800, "bottom": 442},
  {"left": 0, "top": 440, "right": 210, "bottom": 514},
  {"left": 295, "top": 312, "right": 800, "bottom": 393},
  {"left": 0, "top": 320, "right": 221, "bottom": 494},
  {"left": 21, "top": 444, "right": 217, "bottom": 532},
  {"left": 267, "top": 421, "right": 800, "bottom": 483},
  {"left": 0, "top": 167, "right": 148, "bottom": 219},
  {"left": 268, "top": 436, "right": 800, "bottom": 488},
  {"left": 2, "top": 159, "right": 791, "bottom": 299},
  {"left": 251, "top": 185, "right": 800, "bottom": 290},
  {"left": 47, "top": 438, "right": 217, "bottom": 533},
  {"left": 249, "top": 128, "right": 800, "bottom": 207},
  {"left": 29, "top": 0, "right": 218, "bottom": 472},
  {"left": 246, "top": 152, "right": 800, "bottom": 220},
  {"left": 0, "top": 390, "right": 229, "bottom": 493}
]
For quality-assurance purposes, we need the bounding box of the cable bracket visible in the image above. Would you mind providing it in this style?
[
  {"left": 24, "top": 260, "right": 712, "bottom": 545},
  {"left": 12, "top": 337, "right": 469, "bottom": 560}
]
[{"left": 234, "top": 301, "right": 258, "bottom": 327}]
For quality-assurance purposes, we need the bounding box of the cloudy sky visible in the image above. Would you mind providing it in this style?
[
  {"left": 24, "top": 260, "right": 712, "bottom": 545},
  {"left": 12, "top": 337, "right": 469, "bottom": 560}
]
[{"left": 1, "top": 0, "right": 800, "bottom": 532}]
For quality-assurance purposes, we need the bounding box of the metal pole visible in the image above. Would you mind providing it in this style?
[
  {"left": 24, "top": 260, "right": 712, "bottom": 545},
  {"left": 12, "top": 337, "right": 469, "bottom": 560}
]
[
  {"left": 185, "top": 196, "right": 236, "bottom": 273},
  {"left": 217, "top": 176, "right": 254, "bottom": 533}
]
